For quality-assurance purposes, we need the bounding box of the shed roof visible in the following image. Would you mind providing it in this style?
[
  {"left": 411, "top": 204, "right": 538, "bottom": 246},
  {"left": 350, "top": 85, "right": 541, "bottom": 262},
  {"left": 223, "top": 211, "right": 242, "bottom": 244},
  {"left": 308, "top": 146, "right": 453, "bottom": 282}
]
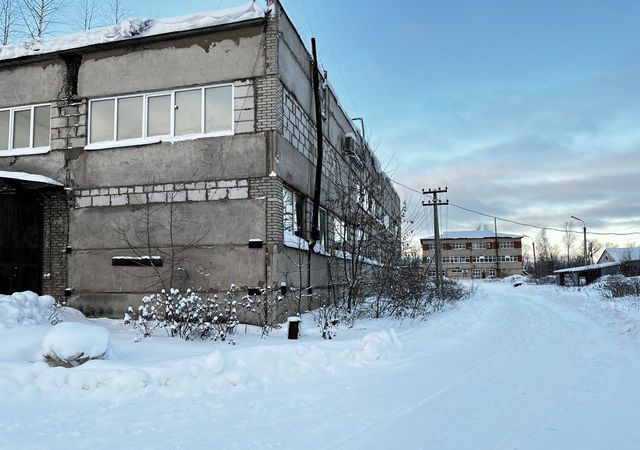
[
  {"left": 0, "top": 2, "right": 265, "bottom": 63},
  {"left": 553, "top": 261, "right": 620, "bottom": 274}
]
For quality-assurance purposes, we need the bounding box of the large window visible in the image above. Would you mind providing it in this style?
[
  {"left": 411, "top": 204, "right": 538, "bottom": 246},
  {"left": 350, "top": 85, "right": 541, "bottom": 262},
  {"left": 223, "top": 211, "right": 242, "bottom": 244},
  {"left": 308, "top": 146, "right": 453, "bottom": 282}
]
[
  {"left": 333, "top": 217, "right": 346, "bottom": 248},
  {"left": 88, "top": 84, "right": 233, "bottom": 146},
  {"left": 319, "top": 207, "right": 328, "bottom": 247},
  {"left": 283, "top": 187, "right": 305, "bottom": 238},
  {"left": 0, "top": 104, "right": 50, "bottom": 153},
  {"left": 499, "top": 241, "right": 515, "bottom": 249}
]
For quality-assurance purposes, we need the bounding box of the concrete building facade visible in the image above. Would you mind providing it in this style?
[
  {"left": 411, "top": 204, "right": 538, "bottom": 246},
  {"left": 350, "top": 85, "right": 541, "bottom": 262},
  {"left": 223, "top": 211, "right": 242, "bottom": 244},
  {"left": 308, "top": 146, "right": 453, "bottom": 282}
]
[
  {"left": 421, "top": 231, "right": 523, "bottom": 279},
  {"left": 0, "top": 2, "right": 401, "bottom": 317}
]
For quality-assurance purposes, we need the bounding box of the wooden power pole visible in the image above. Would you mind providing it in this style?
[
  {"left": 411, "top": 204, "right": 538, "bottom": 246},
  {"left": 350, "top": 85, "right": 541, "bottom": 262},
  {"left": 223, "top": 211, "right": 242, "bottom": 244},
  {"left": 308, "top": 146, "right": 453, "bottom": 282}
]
[{"left": 423, "top": 187, "right": 448, "bottom": 286}]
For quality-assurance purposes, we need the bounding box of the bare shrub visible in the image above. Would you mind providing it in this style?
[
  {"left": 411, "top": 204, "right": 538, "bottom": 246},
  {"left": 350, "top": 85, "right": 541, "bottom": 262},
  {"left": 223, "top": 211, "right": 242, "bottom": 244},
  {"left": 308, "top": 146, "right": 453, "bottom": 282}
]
[
  {"left": 242, "top": 286, "right": 284, "bottom": 338},
  {"left": 598, "top": 275, "right": 640, "bottom": 299}
]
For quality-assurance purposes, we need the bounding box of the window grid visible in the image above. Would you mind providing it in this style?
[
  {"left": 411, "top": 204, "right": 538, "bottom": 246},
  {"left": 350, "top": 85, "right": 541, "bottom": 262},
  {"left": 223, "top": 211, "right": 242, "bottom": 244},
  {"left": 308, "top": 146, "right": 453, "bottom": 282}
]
[
  {"left": 88, "top": 84, "right": 234, "bottom": 146},
  {"left": 0, "top": 103, "right": 51, "bottom": 154}
]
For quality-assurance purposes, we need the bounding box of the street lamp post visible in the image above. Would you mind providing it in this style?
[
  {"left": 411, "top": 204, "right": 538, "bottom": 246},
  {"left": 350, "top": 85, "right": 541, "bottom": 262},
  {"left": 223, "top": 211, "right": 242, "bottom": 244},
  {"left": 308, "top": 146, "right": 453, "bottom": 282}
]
[
  {"left": 522, "top": 234, "right": 536, "bottom": 281},
  {"left": 571, "top": 215, "right": 588, "bottom": 265}
]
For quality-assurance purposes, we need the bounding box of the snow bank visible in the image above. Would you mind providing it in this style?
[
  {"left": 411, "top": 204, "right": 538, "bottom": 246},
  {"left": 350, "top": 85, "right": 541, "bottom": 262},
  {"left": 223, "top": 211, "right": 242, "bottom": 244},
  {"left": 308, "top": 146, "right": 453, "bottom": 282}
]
[
  {"left": 42, "top": 322, "right": 111, "bottom": 367},
  {"left": 0, "top": 2, "right": 264, "bottom": 62},
  {"left": 7, "top": 328, "right": 399, "bottom": 394},
  {"left": 0, "top": 291, "right": 55, "bottom": 328}
]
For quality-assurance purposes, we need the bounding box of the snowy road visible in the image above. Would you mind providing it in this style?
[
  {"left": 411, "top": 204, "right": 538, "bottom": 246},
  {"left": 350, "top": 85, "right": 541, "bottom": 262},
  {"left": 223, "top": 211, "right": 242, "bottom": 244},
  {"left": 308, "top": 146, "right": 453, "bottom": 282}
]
[{"left": 2, "top": 282, "right": 639, "bottom": 449}]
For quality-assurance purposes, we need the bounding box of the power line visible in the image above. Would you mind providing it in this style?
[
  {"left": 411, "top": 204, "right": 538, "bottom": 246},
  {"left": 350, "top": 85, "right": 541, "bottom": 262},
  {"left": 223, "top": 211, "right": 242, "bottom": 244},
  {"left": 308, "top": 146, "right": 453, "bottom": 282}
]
[{"left": 388, "top": 178, "right": 640, "bottom": 237}]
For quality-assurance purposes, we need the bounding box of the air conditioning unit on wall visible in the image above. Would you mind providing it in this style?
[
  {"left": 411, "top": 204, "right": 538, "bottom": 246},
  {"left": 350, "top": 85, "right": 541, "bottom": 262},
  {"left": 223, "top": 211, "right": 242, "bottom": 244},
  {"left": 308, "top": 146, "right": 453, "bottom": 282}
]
[{"left": 343, "top": 132, "right": 358, "bottom": 155}]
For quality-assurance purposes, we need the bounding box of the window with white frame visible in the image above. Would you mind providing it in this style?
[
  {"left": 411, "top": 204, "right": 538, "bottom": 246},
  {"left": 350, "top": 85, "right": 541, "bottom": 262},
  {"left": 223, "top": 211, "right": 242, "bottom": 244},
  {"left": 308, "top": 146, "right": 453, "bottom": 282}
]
[
  {"left": 499, "top": 241, "right": 515, "bottom": 249},
  {"left": 88, "top": 84, "right": 233, "bottom": 145},
  {"left": 473, "top": 269, "right": 482, "bottom": 277},
  {"left": 0, "top": 104, "right": 50, "bottom": 153},
  {"left": 319, "top": 207, "right": 328, "bottom": 248},
  {"left": 473, "top": 255, "right": 496, "bottom": 263},
  {"left": 283, "top": 187, "right": 305, "bottom": 238},
  {"left": 489, "top": 269, "right": 496, "bottom": 277},
  {"left": 283, "top": 188, "right": 295, "bottom": 235},
  {"left": 333, "top": 216, "right": 346, "bottom": 247},
  {"left": 451, "top": 242, "right": 466, "bottom": 250},
  {"left": 472, "top": 241, "right": 488, "bottom": 249}
]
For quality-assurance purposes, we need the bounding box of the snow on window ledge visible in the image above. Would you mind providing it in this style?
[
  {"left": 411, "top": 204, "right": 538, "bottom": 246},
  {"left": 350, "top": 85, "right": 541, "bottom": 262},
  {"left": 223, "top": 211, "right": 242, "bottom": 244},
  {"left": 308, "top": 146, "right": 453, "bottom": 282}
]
[
  {"left": 85, "top": 137, "right": 162, "bottom": 151},
  {"left": 0, "top": 147, "right": 50, "bottom": 157},
  {"left": 283, "top": 231, "right": 309, "bottom": 251},
  {"left": 84, "top": 130, "right": 234, "bottom": 151}
]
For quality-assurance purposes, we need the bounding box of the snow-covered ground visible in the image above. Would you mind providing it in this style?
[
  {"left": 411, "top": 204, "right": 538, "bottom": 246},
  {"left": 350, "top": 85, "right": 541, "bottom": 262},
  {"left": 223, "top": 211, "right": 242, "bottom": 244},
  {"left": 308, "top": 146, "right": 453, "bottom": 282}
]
[{"left": 1, "top": 282, "right": 639, "bottom": 449}]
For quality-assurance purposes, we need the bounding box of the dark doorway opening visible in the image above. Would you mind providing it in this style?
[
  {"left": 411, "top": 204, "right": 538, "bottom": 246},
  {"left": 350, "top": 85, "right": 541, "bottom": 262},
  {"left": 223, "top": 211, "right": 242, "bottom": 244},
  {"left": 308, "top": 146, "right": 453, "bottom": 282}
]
[{"left": 0, "top": 191, "right": 44, "bottom": 294}]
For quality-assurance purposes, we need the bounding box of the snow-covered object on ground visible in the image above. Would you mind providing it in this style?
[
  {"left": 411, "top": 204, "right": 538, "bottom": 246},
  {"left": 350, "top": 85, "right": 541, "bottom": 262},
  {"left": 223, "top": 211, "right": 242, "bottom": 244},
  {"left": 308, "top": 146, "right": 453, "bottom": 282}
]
[
  {"left": 0, "top": 2, "right": 265, "bottom": 62},
  {"left": 41, "top": 322, "right": 111, "bottom": 367},
  {"left": 0, "top": 291, "right": 55, "bottom": 328}
]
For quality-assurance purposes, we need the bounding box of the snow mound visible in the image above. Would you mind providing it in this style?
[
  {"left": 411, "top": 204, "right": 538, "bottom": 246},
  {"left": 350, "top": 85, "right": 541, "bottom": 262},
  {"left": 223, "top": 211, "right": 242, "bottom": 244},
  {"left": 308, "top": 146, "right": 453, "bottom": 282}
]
[
  {"left": 0, "top": 291, "right": 56, "bottom": 328},
  {"left": 15, "top": 329, "right": 400, "bottom": 393},
  {"left": 502, "top": 275, "right": 530, "bottom": 284},
  {"left": 0, "top": 2, "right": 265, "bottom": 62},
  {"left": 42, "top": 322, "right": 111, "bottom": 367}
]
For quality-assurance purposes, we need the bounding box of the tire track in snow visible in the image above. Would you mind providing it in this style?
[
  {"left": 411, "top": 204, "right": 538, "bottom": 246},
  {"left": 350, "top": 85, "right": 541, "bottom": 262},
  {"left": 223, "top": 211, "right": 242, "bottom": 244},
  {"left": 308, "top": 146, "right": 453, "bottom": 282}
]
[
  {"left": 492, "top": 290, "right": 580, "bottom": 450},
  {"left": 325, "top": 295, "right": 535, "bottom": 449}
]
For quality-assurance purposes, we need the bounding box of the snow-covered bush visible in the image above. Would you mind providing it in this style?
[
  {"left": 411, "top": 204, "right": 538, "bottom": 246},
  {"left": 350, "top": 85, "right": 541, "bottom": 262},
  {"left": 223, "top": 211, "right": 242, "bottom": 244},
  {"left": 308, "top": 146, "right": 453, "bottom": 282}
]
[
  {"left": 125, "top": 288, "right": 239, "bottom": 342},
  {"left": 312, "top": 303, "right": 340, "bottom": 339},
  {"left": 198, "top": 288, "right": 239, "bottom": 342},
  {"left": 597, "top": 275, "right": 640, "bottom": 299},
  {"left": 42, "top": 322, "right": 111, "bottom": 367},
  {"left": 0, "top": 291, "right": 56, "bottom": 328},
  {"left": 427, "top": 279, "right": 470, "bottom": 313},
  {"left": 242, "top": 286, "right": 283, "bottom": 338}
]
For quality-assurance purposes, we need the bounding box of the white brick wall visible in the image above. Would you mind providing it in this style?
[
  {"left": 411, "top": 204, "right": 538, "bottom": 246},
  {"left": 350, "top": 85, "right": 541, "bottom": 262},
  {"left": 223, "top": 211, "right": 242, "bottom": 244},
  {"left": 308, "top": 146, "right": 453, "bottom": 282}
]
[{"left": 73, "top": 178, "right": 251, "bottom": 208}]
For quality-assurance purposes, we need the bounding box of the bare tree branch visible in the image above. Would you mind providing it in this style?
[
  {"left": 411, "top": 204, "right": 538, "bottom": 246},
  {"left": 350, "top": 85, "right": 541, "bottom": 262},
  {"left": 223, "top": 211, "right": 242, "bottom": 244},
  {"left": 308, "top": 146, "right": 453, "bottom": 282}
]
[
  {"left": 20, "top": 0, "right": 66, "bottom": 39},
  {"left": 104, "top": 0, "right": 128, "bottom": 25},
  {"left": 75, "top": 0, "right": 100, "bottom": 31},
  {"left": 1, "top": 0, "right": 17, "bottom": 44}
]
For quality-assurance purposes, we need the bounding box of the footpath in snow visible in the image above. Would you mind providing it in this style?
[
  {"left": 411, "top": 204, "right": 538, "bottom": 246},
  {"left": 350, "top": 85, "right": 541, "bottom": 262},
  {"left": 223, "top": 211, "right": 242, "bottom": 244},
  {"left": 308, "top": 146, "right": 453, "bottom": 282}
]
[{"left": 0, "top": 281, "right": 639, "bottom": 449}]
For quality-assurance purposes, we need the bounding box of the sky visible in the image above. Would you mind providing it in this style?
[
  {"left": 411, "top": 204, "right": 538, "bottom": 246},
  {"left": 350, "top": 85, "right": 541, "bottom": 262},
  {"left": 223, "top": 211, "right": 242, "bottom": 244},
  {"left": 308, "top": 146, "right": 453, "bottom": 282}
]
[{"left": 63, "top": 0, "right": 640, "bottom": 250}]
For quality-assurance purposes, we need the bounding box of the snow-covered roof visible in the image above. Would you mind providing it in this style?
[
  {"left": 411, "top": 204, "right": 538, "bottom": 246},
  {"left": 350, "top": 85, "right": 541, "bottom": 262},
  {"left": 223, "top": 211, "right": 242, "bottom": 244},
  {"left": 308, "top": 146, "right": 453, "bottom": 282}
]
[
  {"left": 601, "top": 247, "right": 640, "bottom": 263},
  {"left": 0, "top": 170, "right": 63, "bottom": 187},
  {"left": 553, "top": 261, "right": 620, "bottom": 274},
  {"left": 422, "top": 231, "right": 522, "bottom": 241},
  {"left": 0, "top": 2, "right": 265, "bottom": 62}
]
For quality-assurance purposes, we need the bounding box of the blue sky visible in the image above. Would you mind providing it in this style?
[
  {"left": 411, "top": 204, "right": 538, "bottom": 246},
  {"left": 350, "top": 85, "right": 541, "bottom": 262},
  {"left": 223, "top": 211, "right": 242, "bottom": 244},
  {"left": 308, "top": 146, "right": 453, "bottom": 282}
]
[{"left": 108, "top": 1, "right": 640, "bottom": 246}]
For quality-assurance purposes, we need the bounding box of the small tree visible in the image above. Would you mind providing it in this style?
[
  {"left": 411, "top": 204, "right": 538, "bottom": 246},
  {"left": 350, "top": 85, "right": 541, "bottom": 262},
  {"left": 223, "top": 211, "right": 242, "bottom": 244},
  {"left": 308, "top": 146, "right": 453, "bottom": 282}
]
[
  {"left": 75, "top": 0, "right": 100, "bottom": 30},
  {"left": 1, "top": 0, "right": 17, "bottom": 45},
  {"left": 104, "top": 0, "right": 128, "bottom": 25},
  {"left": 20, "top": 0, "right": 65, "bottom": 39}
]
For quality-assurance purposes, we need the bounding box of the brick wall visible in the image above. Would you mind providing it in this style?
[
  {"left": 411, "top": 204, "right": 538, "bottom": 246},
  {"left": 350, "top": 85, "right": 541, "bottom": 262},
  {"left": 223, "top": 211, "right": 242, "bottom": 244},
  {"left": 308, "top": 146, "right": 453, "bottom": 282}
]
[
  {"left": 255, "top": 3, "right": 283, "bottom": 133},
  {"left": 249, "top": 175, "right": 283, "bottom": 245},
  {"left": 41, "top": 190, "right": 71, "bottom": 301},
  {"left": 73, "top": 179, "right": 250, "bottom": 208},
  {"left": 50, "top": 98, "right": 87, "bottom": 151}
]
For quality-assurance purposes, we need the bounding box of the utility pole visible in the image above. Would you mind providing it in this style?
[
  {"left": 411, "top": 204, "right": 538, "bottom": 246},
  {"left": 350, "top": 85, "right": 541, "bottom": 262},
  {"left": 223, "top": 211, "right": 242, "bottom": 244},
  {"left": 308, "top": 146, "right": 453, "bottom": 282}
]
[
  {"left": 494, "top": 217, "right": 500, "bottom": 277},
  {"left": 523, "top": 234, "right": 536, "bottom": 281},
  {"left": 571, "top": 215, "right": 588, "bottom": 265},
  {"left": 423, "top": 187, "right": 448, "bottom": 287}
]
